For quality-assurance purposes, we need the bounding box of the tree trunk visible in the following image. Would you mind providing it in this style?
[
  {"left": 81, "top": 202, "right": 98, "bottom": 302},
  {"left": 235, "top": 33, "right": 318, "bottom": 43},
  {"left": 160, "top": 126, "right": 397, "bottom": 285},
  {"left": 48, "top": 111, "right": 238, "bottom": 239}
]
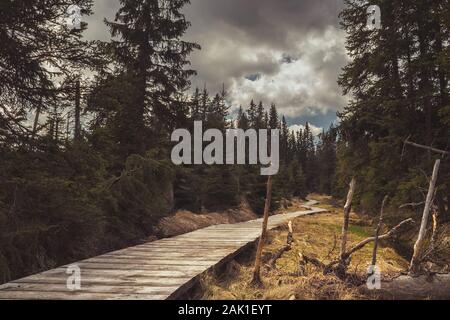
[
  {"left": 66, "top": 113, "right": 70, "bottom": 143},
  {"left": 340, "top": 178, "right": 356, "bottom": 259},
  {"left": 371, "top": 196, "right": 388, "bottom": 268},
  {"left": 31, "top": 102, "right": 42, "bottom": 140},
  {"left": 409, "top": 159, "right": 440, "bottom": 275},
  {"left": 362, "top": 274, "right": 450, "bottom": 300},
  {"left": 74, "top": 79, "right": 81, "bottom": 141},
  {"left": 251, "top": 175, "right": 273, "bottom": 286}
]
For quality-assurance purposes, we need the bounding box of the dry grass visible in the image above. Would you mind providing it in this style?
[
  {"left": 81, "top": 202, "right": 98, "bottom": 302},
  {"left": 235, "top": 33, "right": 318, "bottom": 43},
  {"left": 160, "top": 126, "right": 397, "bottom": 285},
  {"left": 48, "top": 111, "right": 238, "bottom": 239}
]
[
  {"left": 199, "top": 195, "right": 410, "bottom": 300},
  {"left": 155, "top": 200, "right": 257, "bottom": 238}
]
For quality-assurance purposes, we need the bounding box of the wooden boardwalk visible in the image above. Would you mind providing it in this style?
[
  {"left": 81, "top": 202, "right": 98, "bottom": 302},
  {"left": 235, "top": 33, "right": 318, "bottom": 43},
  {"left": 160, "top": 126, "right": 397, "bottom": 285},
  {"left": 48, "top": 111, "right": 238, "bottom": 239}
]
[{"left": 0, "top": 201, "right": 326, "bottom": 300}]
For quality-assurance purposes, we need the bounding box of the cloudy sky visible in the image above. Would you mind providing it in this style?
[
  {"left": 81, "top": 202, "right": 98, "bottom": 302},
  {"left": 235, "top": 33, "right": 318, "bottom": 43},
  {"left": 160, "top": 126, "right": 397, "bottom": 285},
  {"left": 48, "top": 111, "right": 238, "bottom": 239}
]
[{"left": 84, "top": 0, "right": 348, "bottom": 132}]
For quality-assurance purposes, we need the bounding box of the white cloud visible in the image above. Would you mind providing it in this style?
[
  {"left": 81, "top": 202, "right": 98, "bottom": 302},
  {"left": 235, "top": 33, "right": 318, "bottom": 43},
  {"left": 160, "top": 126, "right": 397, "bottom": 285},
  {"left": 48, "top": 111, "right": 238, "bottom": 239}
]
[{"left": 225, "top": 27, "right": 348, "bottom": 118}]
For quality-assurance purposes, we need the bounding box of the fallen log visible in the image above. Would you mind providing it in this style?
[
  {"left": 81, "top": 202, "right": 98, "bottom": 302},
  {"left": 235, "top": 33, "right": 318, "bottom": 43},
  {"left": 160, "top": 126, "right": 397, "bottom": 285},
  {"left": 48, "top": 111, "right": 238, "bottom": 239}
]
[{"left": 361, "top": 274, "right": 450, "bottom": 300}]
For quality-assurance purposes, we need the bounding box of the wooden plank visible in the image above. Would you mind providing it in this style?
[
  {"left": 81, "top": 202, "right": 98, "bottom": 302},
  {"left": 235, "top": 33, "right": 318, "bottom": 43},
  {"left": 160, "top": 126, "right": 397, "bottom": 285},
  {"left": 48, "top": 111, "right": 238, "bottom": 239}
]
[
  {"left": 33, "top": 267, "right": 207, "bottom": 279},
  {"left": 110, "top": 249, "right": 236, "bottom": 258},
  {"left": 0, "top": 282, "right": 178, "bottom": 296},
  {"left": 0, "top": 201, "right": 327, "bottom": 300},
  {"left": 118, "top": 247, "right": 238, "bottom": 253},
  {"left": 61, "top": 262, "right": 209, "bottom": 272},
  {"left": 84, "top": 257, "right": 220, "bottom": 266},
  {"left": 12, "top": 275, "right": 191, "bottom": 287},
  {"left": 0, "top": 290, "right": 167, "bottom": 300}
]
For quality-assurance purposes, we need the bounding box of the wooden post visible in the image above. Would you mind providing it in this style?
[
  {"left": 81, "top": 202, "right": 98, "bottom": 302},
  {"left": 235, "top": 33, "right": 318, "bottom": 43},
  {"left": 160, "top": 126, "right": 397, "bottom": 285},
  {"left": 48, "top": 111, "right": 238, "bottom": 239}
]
[
  {"left": 251, "top": 175, "right": 273, "bottom": 286},
  {"left": 409, "top": 159, "right": 440, "bottom": 275},
  {"left": 66, "top": 113, "right": 70, "bottom": 143},
  {"left": 340, "top": 178, "right": 356, "bottom": 259},
  {"left": 31, "top": 99, "right": 42, "bottom": 140},
  {"left": 371, "top": 196, "right": 388, "bottom": 269}
]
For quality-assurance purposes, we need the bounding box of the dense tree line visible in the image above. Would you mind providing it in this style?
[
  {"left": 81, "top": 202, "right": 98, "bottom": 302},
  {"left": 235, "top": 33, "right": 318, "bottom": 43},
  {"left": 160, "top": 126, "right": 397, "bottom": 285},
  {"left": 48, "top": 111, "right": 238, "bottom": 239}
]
[
  {"left": 0, "top": 0, "right": 332, "bottom": 283},
  {"left": 335, "top": 0, "right": 449, "bottom": 219}
]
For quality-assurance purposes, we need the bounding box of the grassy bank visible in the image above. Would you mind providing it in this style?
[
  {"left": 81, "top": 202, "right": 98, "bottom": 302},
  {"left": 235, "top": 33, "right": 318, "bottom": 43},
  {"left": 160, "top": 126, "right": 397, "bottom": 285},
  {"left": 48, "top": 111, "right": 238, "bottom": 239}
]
[{"left": 198, "top": 196, "right": 409, "bottom": 300}]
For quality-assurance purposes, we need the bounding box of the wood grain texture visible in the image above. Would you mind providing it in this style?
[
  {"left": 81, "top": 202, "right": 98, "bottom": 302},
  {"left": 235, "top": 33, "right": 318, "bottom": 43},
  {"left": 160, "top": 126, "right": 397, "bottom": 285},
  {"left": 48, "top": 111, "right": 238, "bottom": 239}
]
[{"left": 0, "top": 201, "right": 326, "bottom": 300}]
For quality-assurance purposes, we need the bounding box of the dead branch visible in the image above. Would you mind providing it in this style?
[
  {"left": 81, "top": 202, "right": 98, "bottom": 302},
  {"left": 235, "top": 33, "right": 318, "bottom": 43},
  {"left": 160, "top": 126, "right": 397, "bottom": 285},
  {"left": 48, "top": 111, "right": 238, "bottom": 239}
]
[
  {"left": 371, "top": 195, "right": 389, "bottom": 268},
  {"left": 344, "top": 218, "right": 414, "bottom": 259},
  {"left": 340, "top": 178, "right": 356, "bottom": 259},
  {"left": 399, "top": 201, "right": 425, "bottom": 209},
  {"left": 322, "top": 218, "right": 414, "bottom": 280},
  {"left": 410, "top": 159, "right": 441, "bottom": 275},
  {"left": 269, "top": 221, "right": 294, "bottom": 268},
  {"left": 324, "top": 218, "right": 414, "bottom": 274},
  {"left": 403, "top": 138, "right": 450, "bottom": 157},
  {"left": 421, "top": 207, "right": 443, "bottom": 262},
  {"left": 325, "top": 233, "right": 338, "bottom": 260},
  {"left": 299, "top": 253, "right": 326, "bottom": 269},
  {"left": 251, "top": 175, "right": 273, "bottom": 286},
  {"left": 287, "top": 221, "right": 294, "bottom": 245}
]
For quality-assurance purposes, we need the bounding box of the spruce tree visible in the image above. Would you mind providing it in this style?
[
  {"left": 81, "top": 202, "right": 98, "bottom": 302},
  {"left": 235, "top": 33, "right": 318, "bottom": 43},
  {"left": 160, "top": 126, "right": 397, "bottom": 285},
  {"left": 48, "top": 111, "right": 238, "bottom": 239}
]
[
  {"left": 105, "top": 0, "right": 200, "bottom": 152},
  {"left": 338, "top": 0, "right": 449, "bottom": 215}
]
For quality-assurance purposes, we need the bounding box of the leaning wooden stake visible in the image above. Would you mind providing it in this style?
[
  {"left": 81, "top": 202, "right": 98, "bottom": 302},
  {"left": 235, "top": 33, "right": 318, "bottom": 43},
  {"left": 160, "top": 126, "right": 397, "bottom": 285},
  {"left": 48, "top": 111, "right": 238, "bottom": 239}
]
[
  {"left": 371, "top": 196, "right": 388, "bottom": 269},
  {"left": 251, "top": 175, "right": 273, "bottom": 286},
  {"left": 340, "top": 178, "right": 356, "bottom": 260},
  {"left": 409, "top": 159, "right": 441, "bottom": 275}
]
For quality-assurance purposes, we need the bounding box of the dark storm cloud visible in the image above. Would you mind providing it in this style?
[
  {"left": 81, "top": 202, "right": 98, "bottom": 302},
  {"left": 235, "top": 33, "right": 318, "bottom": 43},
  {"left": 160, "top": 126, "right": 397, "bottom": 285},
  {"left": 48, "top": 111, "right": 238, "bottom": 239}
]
[
  {"left": 84, "top": 0, "right": 348, "bottom": 129},
  {"left": 184, "top": 0, "right": 343, "bottom": 48},
  {"left": 182, "top": 0, "right": 347, "bottom": 128}
]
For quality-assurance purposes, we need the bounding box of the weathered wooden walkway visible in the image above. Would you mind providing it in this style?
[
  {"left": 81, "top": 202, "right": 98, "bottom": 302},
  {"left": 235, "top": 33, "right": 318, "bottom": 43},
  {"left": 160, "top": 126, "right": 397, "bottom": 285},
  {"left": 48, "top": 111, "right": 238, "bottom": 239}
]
[{"left": 0, "top": 201, "right": 326, "bottom": 300}]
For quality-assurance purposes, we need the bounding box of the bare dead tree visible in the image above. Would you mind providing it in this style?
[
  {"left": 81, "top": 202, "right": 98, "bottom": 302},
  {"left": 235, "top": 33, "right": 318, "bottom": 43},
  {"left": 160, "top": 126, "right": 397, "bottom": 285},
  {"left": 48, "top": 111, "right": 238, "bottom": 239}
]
[
  {"left": 340, "top": 178, "right": 356, "bottom": 260},
  {"left": 343, "top": 218, "right": 414, "bottom": 259},
  {"left": 324, "top": 218, "right": 415, "bottom": 278},
  {"left": 371, "top": 195, "right": 389, "bottom": 269},
  {"left": 251, "top": 175, "right": 273, "bottom": 286},
  {"left": 409, "top": 159, "right": 440, "bottom": 275}
]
